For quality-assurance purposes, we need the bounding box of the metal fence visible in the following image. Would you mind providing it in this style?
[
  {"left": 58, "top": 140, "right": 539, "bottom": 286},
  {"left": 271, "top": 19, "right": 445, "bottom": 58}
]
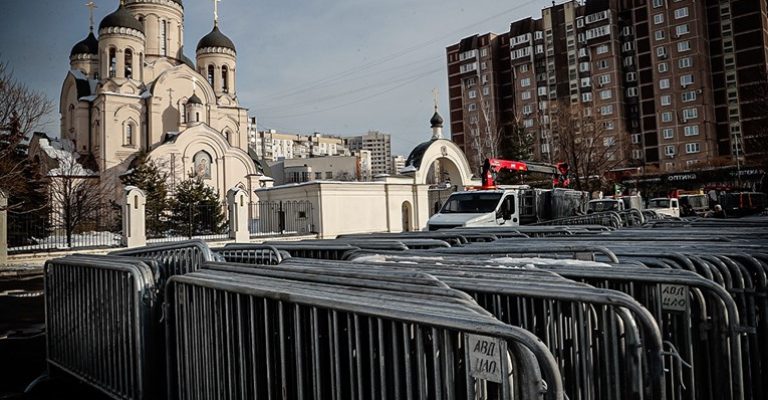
[
  {"left": 249, "top": 200, "right": 314, "bottom": 236},
  {"left": 148, "top": 203, "right": 228, "bottom": 243},
  {"left": 8, "top": 203, "right": 122, "bottom": 254}
]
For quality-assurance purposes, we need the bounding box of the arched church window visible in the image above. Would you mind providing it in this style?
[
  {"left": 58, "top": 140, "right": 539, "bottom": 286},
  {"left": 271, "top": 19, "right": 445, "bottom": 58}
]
[
  {"left": 196, "top": 112, "right": 200, "bottom": 122},
  {"left": 207, "top": 65, "right": 214, "bottom": 86},
  {"left": 181, "top": 101, "right": 187, "bottom": 124},
  {"left": 224, "top": 130, "right": 231, "bottom": 144},
  {"left": 109, "top": 48, "right": 117, "bottom": 77},
  {"left": 125, "top": 49, "right": 133, "bottom": 79},
  {"left": 222, "top": 66, "right": 229, "bottom": 93},
  {"left": 160, "top": 20, "right": 168, "bottom": 56},
  {"left": 68, "top": 104, "right": 75, "bottom": 133},
  {"left": 124, "top": 122, "right": 134, "bottom": 146}
]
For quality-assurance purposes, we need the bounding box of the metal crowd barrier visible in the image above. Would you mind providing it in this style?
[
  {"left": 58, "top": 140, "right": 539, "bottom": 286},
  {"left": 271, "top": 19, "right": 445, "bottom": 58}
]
[
  {"left": 110, "top": 239, "right": 218, "bottom": 283},
  {"left": 273, "top": 256, "right": 665, "bottom": 400},
  {"left": 44, "top": 255, "right": 161, "bottom": 400},
  {"left": 165, "top": 268, "right": 565, "bottom": 400},
  {"left": 211, "top": 244, "right": 286, "bottom": 265},
  {"left": 531, "top": 211, "right": 623, "bottom": 228}
]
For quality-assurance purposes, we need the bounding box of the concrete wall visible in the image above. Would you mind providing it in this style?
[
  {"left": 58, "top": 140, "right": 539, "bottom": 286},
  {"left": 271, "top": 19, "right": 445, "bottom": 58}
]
[{"left": 254, "top": 179, "right": 429, "bottom": 238}]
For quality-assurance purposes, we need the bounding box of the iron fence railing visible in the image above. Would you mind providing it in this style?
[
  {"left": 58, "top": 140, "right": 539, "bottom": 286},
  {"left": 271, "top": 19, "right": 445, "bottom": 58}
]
[
  {"left": 8, "top": 203, "right": 122, "bottom": 254},
  {"left": 148, "top": 203, "right": 228, "bottom": 243},
  {"left": 249, "top": 200, "right": 314, "bottom": 236}
]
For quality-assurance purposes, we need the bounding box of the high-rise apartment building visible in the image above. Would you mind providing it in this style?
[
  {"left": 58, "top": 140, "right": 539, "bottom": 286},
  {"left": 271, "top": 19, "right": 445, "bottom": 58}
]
[
  {"left": 345, "top": 131, "right": 393, "bottom": 176},
  {"left": 391, "top": 155, "right": 407, "bottom": 174},
  {"left": 447, "top": 0, "right": 768, "bottom": 172}
]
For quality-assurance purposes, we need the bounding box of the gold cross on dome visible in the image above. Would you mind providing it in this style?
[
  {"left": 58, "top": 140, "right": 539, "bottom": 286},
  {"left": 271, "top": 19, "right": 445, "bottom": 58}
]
[
  {"left": 432, "top": 88, "right": 439, "bottom": 111},
  {"left": 85, "top": 1, "right": 97, "bottom": 30},
  {"left": 213, "top": 0, "right": 222, "bottom": 25}
]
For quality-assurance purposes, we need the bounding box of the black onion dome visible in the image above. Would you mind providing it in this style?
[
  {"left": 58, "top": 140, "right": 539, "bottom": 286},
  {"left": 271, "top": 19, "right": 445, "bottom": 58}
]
[
  {"left": 70, "top": 31, "right": 99, "bottom": 57},
  {"left": 187, "top": 93, "right": 203, "bottom": 105},
  {"left": 430, "top": 111, "right": 444, "bottom": 128},
  {"left": 197, "top": 25, "right": 236, "bottom": 53},
  {"left": 99, "top": 5, "right": 144, "bottom": 33}
]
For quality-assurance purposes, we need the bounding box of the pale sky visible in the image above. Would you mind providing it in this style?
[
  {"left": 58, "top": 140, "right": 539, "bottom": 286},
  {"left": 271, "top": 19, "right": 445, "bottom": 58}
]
[{"left": 0, "top": 0, "right": 549, "bottom": 155}]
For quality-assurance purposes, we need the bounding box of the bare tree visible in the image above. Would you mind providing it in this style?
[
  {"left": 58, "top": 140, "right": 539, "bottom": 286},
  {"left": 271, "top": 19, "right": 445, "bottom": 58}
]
[
  {"left": 47, "top": 155, "right": 118, "bottom": 248},
  {"left": 0, "top": 58, "right": 53, "bottom": 206},
  {"left": 550, "top": 101, "right": 628, "bottom": 191}
]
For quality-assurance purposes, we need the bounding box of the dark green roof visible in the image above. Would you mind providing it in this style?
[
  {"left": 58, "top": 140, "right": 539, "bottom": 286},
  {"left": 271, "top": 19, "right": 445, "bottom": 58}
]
[
  {"left": 99, "top": 5, "right": 144, "bottom": 33},
  {"left": 70, "top": 31, "right": 99, "bottom": 57},
  {"left": 197, "top": 25, "right": 236, "bottom": 53},
  {"left": 187, "top": 93, "right": 203, "bottom": 105}
]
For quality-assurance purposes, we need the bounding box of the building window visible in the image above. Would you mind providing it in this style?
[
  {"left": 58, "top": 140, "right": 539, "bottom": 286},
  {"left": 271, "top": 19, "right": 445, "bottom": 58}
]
[
  {"left": 222, "top": 66, "right": 229, "bottom": 93},
  {"left": 662, "top": 112, "right": 673, "bottom": 122},
  {"left": 483, "top": 86, "right": 490, "bottom": 96},
  {"left": 661, "top": 95, "right": 672, "bottom": 106},
  {"left": 481, "top": 48, "right": 488, "bottom": 57},
  {"left": 125, "top": 49, "right": 133, "bottom": 79},
  {"left": 680, "top": 74, "right": 694, "bottom": 87},
  {"left": 207, "top": 65, "right": 214, "bottom": 86},
  {"left": 582, "top": 92, "right": 593, "bottom": 102},
  {"left": 124, "top": 122, "right": 134, "bottom": 146},
  {"left": 596, "top": 44, "right": 609, "bottom": 54},
  {"left": 662, "top": 128, "right": 674, "bottom": 139},
  {"left": 655, "top": 30, "right": 665, "bottom": 41},
  {"left": 160, "top": 20, "right": 168, "bottom": 56},
  {"left": 665, "top": 145, "right": 676, "bottom": 156},
  {"left": 468, "top": 90, "right": 477, "bottom": 99},
  {"left": 581, "top": 77, "right": 591, "bottom": 87},
  {"left": 656, "top": 46, "right": 667, "bottom": 58},
  {"left": 196, "top": 112, "right": 200, "bottom": 122},
  {"left": 674, "top": 7, "right": 689, "bottom": 19},
  {"left": 659, "top": 79, "right": 670, "bottom": 89},
  {"left": 520, "top": 78, "right": 531, "bottom": 87},
  {"left": 623, "top": 56, "right": 634, "bottom": 67},
  {"left": 685, "top": 143, "right": 700, "bottom": 153},
  {"left": 626, "top": 72, "right": 637, "bottom": 81},
  {"left": 109, "top": 48, "right": 117, "bottom": 77},
  {"left": 468, "top": 104, "right": 477, "bottom": 111},
  {"left": 654, "top": 14, "right": 664, "bottom": 24},
  {"left": 604, "top": 122, "right": 615, "bottom": 131},
  {"left": 627, "top": 87, "right": 638, "bottom": 97},
  {"left": 632, "top": 149, "right": 643, "bottom": 159},
  {"left": 677, "top": 41, "right": 691, "bottom": 52},
  {"left": 675, "top": 24, "right": 690, "bottom": 36},
  {"left": 597, "top": 74, "right": 611, "bottom": 85},
  {"left": 679, "top": 57, "right": 692, "bottom": 69},
  {"left": 631, "top": 134, "right": 641, "bottom": 144},
  {"left": 597, "top": 60, "right": 609, "bottom": 69},
  {"left": 600, "top": 89, "right": 612, "bottom": 100},
  {"left": 653, "top": 0, "right": 664, "bottom": 8},
  {"left": 579, "top": 62, "right": 590, "bottom": 72},
  {"left": 521, "top": 91, "right": 531, "bottom": 100},
  {"left": 682, "top": 91, "right": 697, "bottom": 102},
  {"left": 658, "top": 62, "right": 668, "bottom": 73},
  {"left": 684, "top": 125, "right": 699, "bottom": 136},
  {"left": 519, "top": 64, "right": 529, "bottom": 73},
  {"left": 682, "top": 107, "right": 698, "bottom": 120},
  {"left": 600, "top": 105, "right": 613, "bottom": 115}
]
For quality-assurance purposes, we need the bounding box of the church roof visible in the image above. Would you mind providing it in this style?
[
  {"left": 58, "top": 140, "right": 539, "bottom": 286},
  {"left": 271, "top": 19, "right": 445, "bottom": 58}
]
[
  {"left": 404, "top": 141, "right": 434, "bottom": 170},
  {"left": 197, "top": 25, "right": 236, "bottom": 53},
  {"left": 430, "top": 111, "right": 444, "bottom": 128},
  {"left": 99, "top": 4, "right": 144, "bottom": 33},
  {"left": 70, "top": 31, "right": 99, "bottom": 57},
  {"left": 187, "top": 93, "right": 203, "bottom": 105}
]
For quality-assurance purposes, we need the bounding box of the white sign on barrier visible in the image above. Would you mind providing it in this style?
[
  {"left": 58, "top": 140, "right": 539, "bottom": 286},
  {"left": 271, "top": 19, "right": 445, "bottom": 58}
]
[
  {"left": 467, "top": 334, "right": 505, "bottom": 383},
  {"left": 661, "top": 284, "right": 689, "bottom": 312}
]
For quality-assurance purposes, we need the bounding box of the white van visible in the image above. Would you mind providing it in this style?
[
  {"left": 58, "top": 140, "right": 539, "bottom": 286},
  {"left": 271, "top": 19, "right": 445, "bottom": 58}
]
[{"left": 646, "top": 198, "right": 680, "bottom": 218}]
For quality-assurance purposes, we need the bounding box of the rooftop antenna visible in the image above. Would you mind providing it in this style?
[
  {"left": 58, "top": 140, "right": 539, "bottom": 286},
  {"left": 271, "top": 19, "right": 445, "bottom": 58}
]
[{"left": 85, "top": 1, "right": 97, "bottom": 32}]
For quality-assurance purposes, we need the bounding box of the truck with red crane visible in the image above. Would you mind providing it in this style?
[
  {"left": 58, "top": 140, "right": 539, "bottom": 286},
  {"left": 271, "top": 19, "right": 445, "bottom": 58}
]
[{"left": 427, "top": 158, "right": 589, "bottom": 230}]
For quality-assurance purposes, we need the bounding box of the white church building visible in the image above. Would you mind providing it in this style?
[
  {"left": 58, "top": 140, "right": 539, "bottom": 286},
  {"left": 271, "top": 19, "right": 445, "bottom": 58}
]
[{"left": 34, "top": 0, "right": 261, "bottom": 200}]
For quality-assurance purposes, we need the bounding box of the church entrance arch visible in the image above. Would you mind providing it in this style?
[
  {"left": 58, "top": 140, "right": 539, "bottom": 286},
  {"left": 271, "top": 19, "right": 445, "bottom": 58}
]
[{"left": 404, "top": 139, "right": 475, "bottom": 187}]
